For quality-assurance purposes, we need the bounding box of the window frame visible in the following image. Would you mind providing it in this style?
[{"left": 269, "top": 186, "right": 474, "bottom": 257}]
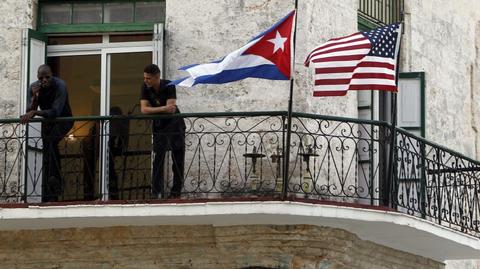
[
  {"left": 397, "top": 72, "right": 426, "bottom": 137},
  {"left": 38, "top": 0, "right": 165, "bottom": 34}
]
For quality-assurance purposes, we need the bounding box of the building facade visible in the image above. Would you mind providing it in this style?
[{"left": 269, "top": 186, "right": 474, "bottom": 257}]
[{"left": 0, "top": 0, "right": 479, "bottom": 268}]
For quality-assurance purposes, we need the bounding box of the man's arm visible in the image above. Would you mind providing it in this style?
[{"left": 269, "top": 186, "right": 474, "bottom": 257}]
[
  {"left": 21, "top": 84, "right": 40, "bottom": 124},
  {"left": 140, "top": 99, "right": 177, "bottom": 114},
  {"left": 26, "top": 84, "right": 40, "bottom": 112}
]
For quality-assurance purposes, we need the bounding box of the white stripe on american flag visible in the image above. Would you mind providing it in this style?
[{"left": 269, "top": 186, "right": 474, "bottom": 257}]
[
  {"left": 309, "top": 49, "right": 371, "bottom": 61},
  {"left": 306, "top": 34, "right": 365, "bottom": 57},
  {"left": 315, "top": 73, "right": 353, "bottom": 80},
  {"left": 314, "top": 85, "right": 349, "bottom": 91},
  {"left": 354, "top": 67, "right": 395, "bottom": 75},
  {"left": 313, "top": 61, "right": 362, "bottom": 68},
  {"left": 350, "top": 79, "right": 396, "bottom": 85},
  {"left": 305, "top": 26, "right": 400, "bottom": 96}
]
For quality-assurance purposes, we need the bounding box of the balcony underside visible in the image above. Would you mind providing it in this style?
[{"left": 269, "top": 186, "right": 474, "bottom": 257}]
[{"left": 0, "top": 201, "right": 479, "bottom": 262}]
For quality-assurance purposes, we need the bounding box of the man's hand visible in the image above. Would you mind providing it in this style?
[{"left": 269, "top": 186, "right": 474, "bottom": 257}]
[
  {"left": 164, "top": 105, "right": 176, "bottom": 113},
  {"left": 20, "top": 111, "right": 36, "bottom": 124},
  {"left": 31, "top": 84, "right": 40, "bottom": 100}
]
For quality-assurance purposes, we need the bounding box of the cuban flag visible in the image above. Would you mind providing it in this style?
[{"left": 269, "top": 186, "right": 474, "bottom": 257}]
[{"left": 171, "top": 10, "right": 296, "bottom": 87}]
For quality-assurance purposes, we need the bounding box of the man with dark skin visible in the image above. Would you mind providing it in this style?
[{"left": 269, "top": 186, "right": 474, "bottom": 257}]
[
  {"left": 140, "top": 64, "right": 186, "bottom": 199},
  {"left": 21, "top": 64, "right": 73, "bottom": 202}
]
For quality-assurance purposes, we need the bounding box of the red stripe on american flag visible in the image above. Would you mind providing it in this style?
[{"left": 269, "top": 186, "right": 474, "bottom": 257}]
[
  {"left": 313, "top": 90, "right": 348, "bottom": 97},
  {"left": 311, "top": 54, "right": 365, "bottom": 63},
  {"left": 307, "top": 43, "right": 371, "bottom": 60},
  {"left": 315, "top": 67, "right": 356, "bottom": 74},
  {"left": 315, "top": 79, "right": 352, "bottom": 86},
  {"left": 304, "top": 35, "right": 367, "bottom": 66},
  {"left": 351, "top": 73, "right": 395, "bottom": 80},
  {"left": 357, "top": 61, "right": 395, "bottom": 69},
  {"left": 307, "top": 37, "right": 367, "bottom": 54},
  {"left": 348, "top": 85, "right": 398, "bottom": 91}
]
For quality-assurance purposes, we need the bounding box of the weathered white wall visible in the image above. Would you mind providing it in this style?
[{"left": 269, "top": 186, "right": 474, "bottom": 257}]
[
  {"left": 295, "top": 0, "right": 358, "bottom": 117},
  {"left": 165, "top": 0, "right": 294, "bottom": 113},
  {"left": 0, "top": 0, "right": 36, "bottom": 118},
  {"left": 401, "top": 0, "right": 480, "bottom": 157},
  {"left": 473, "top": 19, "right": 480, "bottom": 159},
  {"left": 0, "top": 0, "right": 477, "bottom": 155},
  {"left": 166, "top": 0, "right": 358, "bottom": 118},
  {"left": 400, "top": 1, "right": 480, "bottom": 268}
]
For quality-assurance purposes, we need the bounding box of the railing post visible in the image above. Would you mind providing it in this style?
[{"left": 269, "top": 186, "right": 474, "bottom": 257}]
[
  {"left": 99, "top": 118, "right": 107, "bottom": 201},
  {"left": 22, "top": 122, "right": 29, "bottom": 203},
  {"left": 282, "top": 112, "right": 291, "bottom": 200},
  {"left": 420, "top": 141, "right": 427, "bottom": 219},
  {"left": 436, "top": 148, "right": 442, "bottom": 225},
  {"left": 385, "top": 92, "right": 398, "bottom": 208},
  {"left": 369, "top": 123, "right": 375, "bottom": 206},
  {"left": 385, "top": 124, "right": 397, "bottom": 208}
]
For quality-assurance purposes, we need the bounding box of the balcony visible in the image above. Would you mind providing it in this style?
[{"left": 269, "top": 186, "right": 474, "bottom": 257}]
[
  {"left": 358, "top": 0, "right": 404, "bottom": 26},
  {"left": 0, "top": 112, "right": 479, "bottom": 260}
]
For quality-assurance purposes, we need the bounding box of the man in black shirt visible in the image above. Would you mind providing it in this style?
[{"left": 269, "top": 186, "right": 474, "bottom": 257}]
[
  {"left": 21, "top": 64, "right": 73, "bottom": 202},
  {"left": 140, "top": 64, "right": 186, "bottom": 199}
]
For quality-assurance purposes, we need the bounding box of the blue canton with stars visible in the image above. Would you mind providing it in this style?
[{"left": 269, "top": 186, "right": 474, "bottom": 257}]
[{"left": 362, "top": 23, "right": 400, "bottom": 59}]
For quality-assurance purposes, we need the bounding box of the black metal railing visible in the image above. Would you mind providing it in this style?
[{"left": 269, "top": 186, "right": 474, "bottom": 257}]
[
  {"left": 0, "top": 112, "right": 388, "bottom": 203},
  {"left": 358, "top": 0, "right": 404, "bottom": 25},
  {"left": 0, "top": 112, "right": 479, "bottom": 237},
  {"left": 393, "top": 128, "right": 480, "bottom": 236}
]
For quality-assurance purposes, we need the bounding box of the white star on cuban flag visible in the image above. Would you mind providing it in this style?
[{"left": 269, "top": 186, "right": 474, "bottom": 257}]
[{"left": 268, "top": 31, "right": 288, "bottom": 53}]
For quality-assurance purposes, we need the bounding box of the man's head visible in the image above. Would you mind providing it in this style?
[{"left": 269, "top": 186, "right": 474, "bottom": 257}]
[
  {"left": 37, "top": 64, "right": 53, "bottom": 88},
  {"left": 143, "top": 64, "right": 161, "bottom": 88}
]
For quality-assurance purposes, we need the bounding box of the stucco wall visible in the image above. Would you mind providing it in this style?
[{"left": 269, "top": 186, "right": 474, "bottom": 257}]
[
  {"left": 0, "top": 1, "right": 478, "bottom": 155},
  {"left": 165, "top": 0, "right": 358, "bottom": 118},
  {"left": 165, "top": 0, "right": 294, "bottom": 113},
  {"left": 402, "top": 0, "right": 480, "bottom": 157},
  {"left": 0, "top": 224, "right": 444, "bottom": 269},
  {"left": 0, "top": 0, "right": 36, "bottom": 118}
]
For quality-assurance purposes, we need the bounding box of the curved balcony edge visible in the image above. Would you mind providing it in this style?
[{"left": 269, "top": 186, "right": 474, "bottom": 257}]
[{"left": 0, "top": 201, "right": 478, "bottom": 262}]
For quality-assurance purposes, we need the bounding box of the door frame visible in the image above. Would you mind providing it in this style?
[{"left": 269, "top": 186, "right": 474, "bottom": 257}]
[
  {"left": 45, "top": 34, "right": 156, "bottom": 201},
  {"left": 21, "top": 29, "right": 48, "bottom": 203}
]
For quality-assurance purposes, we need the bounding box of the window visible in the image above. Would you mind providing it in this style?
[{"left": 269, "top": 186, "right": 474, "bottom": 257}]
[
  {"left": 38, "top": 0, "right": 166, "bottom": 33},
  {"left": 358, "top": 0, "right": 404, "bottom": 27},
  {"left": 397, "top": 72, "right": 425, "bottom": 137}
]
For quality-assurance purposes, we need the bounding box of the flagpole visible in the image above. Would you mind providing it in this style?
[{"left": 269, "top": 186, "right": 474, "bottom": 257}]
[
  {"left": 283, "top": 1, "right": 299, "bottom": 199},
  {"left": 385, "top": 20, "right": 404, "bottom": 207}
]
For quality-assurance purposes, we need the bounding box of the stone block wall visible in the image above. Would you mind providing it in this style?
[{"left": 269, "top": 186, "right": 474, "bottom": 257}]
[
  {"left": 0, "top": 224, "right": 444, "bottom": 269},
  {"left": 0, "top": 0, "right": 36, "bottom": 118}
]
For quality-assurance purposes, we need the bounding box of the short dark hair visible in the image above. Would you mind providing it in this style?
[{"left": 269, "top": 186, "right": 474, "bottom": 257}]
[
  {"left": 144, "top": 64, "right": 160, "bottom": 75},
  {"left": 38, "top": 64, "right": 52, "bottom": 74}
]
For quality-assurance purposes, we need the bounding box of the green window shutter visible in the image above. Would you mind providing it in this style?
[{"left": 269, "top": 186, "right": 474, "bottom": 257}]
[{"left": 397, "top": 72, "right": 426, "bottom": 137}]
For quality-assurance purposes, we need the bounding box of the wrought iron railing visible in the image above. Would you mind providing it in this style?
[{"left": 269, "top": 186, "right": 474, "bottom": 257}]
[
  {"left": 393, "top": 128, "right": 480, "bottom": 236},
  {"left": 358, "top": 0, "right": 404, "bottom": 25},
  {"left": 0, "top": 112, "right": 479, "bottom": 237}
]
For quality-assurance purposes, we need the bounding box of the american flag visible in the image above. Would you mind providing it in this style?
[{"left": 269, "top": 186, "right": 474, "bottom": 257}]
[{"left": 304, "top": 23, "right": 402, "bottom": 97}]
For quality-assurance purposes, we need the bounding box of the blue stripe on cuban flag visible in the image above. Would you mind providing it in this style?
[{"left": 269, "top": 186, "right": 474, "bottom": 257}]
[{"left": 170, "top": 11, "right": 295, "bottom": 87}]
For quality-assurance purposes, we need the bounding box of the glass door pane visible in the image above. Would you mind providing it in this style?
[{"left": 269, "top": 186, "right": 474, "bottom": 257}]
[
  {"left": 48, "top": 55, "right": 101, "bottom": 201},
  {"left": 107, "top": 52, "right": 152, "bottom": 200}
]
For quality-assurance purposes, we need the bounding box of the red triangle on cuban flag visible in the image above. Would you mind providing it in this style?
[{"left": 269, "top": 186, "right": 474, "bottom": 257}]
[{"left": 243, "top": 10, "right": 296, "bottom": 79}]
